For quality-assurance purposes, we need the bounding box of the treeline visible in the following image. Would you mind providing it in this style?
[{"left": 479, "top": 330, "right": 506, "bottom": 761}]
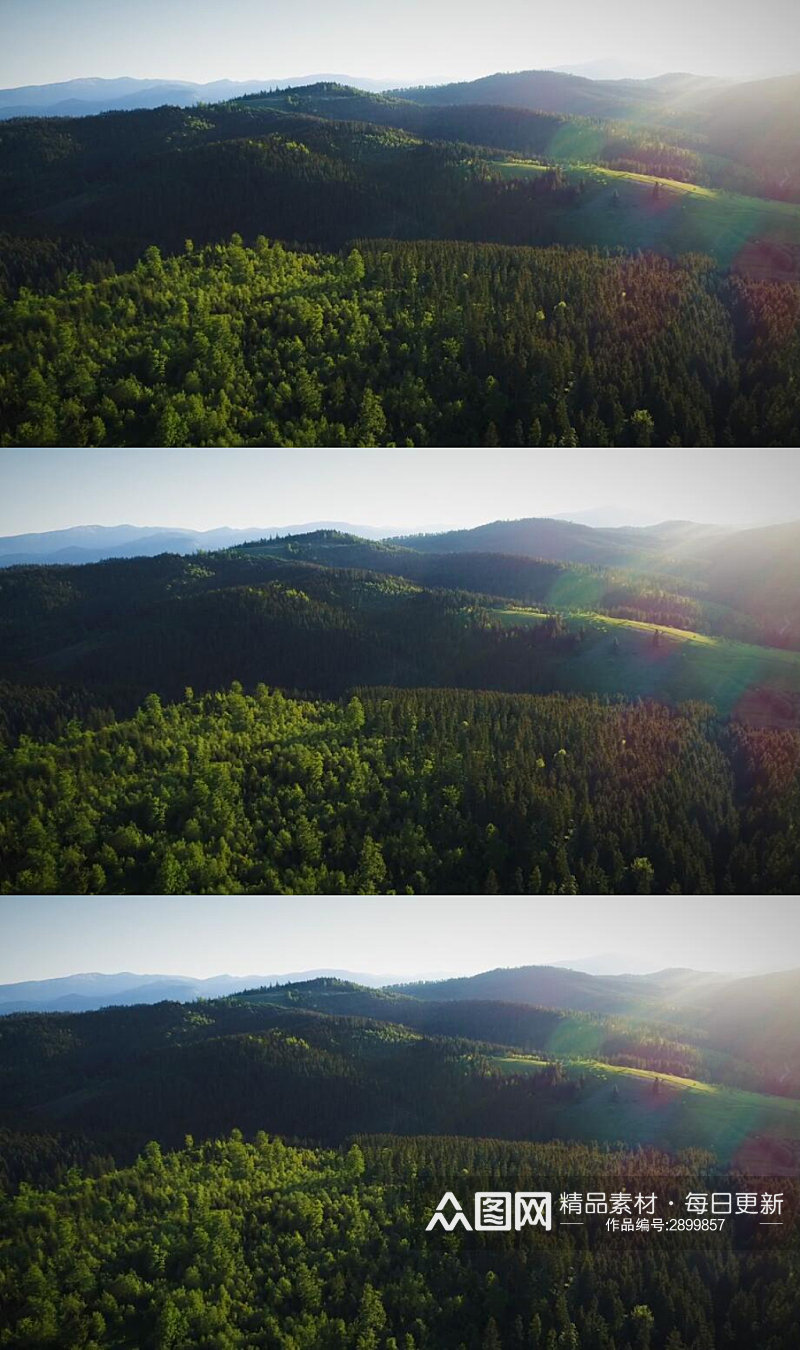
[
  {"left": 0, "top": 993, "right": 661, "bottom": 1159},
  {"left": 0, "top": 1130, "right": 796, "bottom": 1349},
  {"left": 0, "top": 553, "right": 594, "bottom": 713},
  {"left": 2, "top": 236, "right": 798, "bottom": 447},
  {"left": 241, "top": 83, "right": 794, "bottom": 198},
  {"left": 1, "top": 684, "right": 798, "bottom": 895},
  {"left": 242, "top": 982, "right": 791, "bottom": 1096},
  {"left": 0, "top": 102, "right": 598, "bottom": 287}
]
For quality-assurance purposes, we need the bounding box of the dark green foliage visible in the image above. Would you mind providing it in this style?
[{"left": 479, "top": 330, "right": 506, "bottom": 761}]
[
  {"left": 241, "top": 978, "right": 799, "bottom": 1096},
  {"left": 1, "top": 683, "right": 797, "bottom": 895},
  {"left": 242, "top": 85, "right": 736, "bottom": 192},
  {"left": 2, "top": 236, "right": 799, "bottom": 447},
  {"left": 0, "top": 101, "right": 579, "bottom": 274},
  {"left": 390, "top": 68, "right": 800, "bottom": 197},
  {"left": 0, "top": 231, "right": 116, "bottom": 298},
  {"left": 0, "top": 1131, "right": 797, "bottom": 1349},
  {"left": 0, "top": 984, "right": 795, "bottom": 1161},
  {"left": 242, "top": 84, "right": 776, "bottom": 197},
  {"left": 0, "top": 547, "right": 583, "bottom": 708},
  {"left": 0, "top": 995, "right": 578, "bottom": 1153},
  {"left": 0, "top": 680, "right": 117, "bottom": 743}
]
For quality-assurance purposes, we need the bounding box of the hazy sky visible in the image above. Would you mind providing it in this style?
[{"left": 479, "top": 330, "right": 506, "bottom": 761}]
[
  {"left": 3, "top": 449, "right": 800, "bottom": 536},
  {"left": 2, "top": 897, "right": 799, "bottom": 983},
  {"left": 2, "top": 0, "right": 799, "bottom": 89}
]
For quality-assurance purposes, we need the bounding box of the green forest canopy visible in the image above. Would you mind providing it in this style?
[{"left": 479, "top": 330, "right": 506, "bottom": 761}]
[
  {"left": 2, "top": 684, "right": 798, "bottom": 895},
  {"left": 2, "top": 1131, "right": 796, "bottom": 1350},
  {"left": 2, "top": 238, "right": 799, "bottom": 448}
]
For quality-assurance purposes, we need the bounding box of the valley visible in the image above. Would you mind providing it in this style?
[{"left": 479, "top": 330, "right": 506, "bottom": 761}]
[
  {"left": 1, "top": 66, "right": 799, "bottom": 445},
  {"left": 1, "top": 512, "right": 798, "bottom": 895},
  {"left": 2, "top": 962, "right": 799, "bottom": 1170},
  {"left": 493, "top": 159, "right": 800, "bottom": 271}
]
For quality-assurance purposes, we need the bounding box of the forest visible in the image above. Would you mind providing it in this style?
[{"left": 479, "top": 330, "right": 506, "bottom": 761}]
[
  {"left": 2, "top": 237, "right": 799, "bottom": 448},
  {"left": 1, "top": 967, "right": 799, "bottom": 1176},
  {"left": 1, "top": 683, "right": 798, "bottom": 895},
  {"left": 1, "top": 975, "right": 799, "bottom": 1348},
  {"left": 1, "top": 1130, "right": 797, "bottom": 1350},
  {"left": 1, "top": 533, "right": 799, "bottom": 896},
  {"left": 1, "top": 79, "right": 799, "bottom": 447}
]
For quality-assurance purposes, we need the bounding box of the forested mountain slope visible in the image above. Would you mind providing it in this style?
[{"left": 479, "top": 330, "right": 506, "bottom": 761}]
[
  {"left": 0, "top": 101, "right": 508, "bottom": 262},
  {"left": 390, "top": 518, "right": 722, "bottom": 563},
  {"left": 1, "top": 684, "right": 798, "bottom": 895},
  {"left": 3, "top": 532, "right": 800, "bottom": 735},
  {"left": 390, "top": 69, "right": 674, "bottom": 117},
  {"left": 388, "top": 517, "right": 800, "bottom": 642},
  {"left": 388, "top": 68, "right": 800, "bottom": 197},
  {"left": 2, "top": 1131, "right": 796, "bottom": 1349},
  {"left": 2, "top": 979, "right": 799, "bottom": 1166},
  {"left": 239, "top": 84, "right": 745, "bottom": 193},
  {"left": 3, "top": 237, "right": 799, "bottom": 448}
]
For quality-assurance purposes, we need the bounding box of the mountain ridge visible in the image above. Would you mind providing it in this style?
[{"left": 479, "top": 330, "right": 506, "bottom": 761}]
[
  {"left": 0, "top": 521, "right": 410, "bottom": 567},
  {"left": 0, "top": 968, "right": 425, "bottom": 1013},
  {"left": 0, "top": 73, "right": 395, "bottom": 119}
]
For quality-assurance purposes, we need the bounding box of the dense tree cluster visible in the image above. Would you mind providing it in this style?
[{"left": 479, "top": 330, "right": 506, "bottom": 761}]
[
  {"left": 0, "top": 994, "right": 642, "bottom": 1161},
  {"left": 0, "top": 102, "right": 592, "bottom": 282},
  {"left": 1, "top": 684, "right": 797, "bottom": 895},
  {"left": 2, "top": 236, "right": 799, "bottom": 447},
  {"left": 241, "top": 87, "right": 776, "bottom": 198},
  {"left": 243, "top": 981, "right": 796, "bottom": 1097},
  {"left": 0, "top": 550, "right": 592, "bottom": 711},
  {"left": 3, "top": 974, "right": 796, "bottom": 1161},
  {"left": 0, "top": 1130, "right": 796, "bottom": 1349},
  {"left": 2, "top": 544, "right": 793, "bottom": 737}
]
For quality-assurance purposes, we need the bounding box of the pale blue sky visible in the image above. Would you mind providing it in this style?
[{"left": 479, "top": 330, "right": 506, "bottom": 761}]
[
  {"left": 1, "top": 897, "right": 798, "bottom": 983},
  {"left": 2, "top": 0, "right": 798, "bottom": 89},
  {"left": 2, "top": 449, "right": 800, "bottom": 536}
]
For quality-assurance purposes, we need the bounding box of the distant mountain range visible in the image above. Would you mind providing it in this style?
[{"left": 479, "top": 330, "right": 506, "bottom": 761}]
[
  {"left": 1, "top": 960, "right": 783, "bottom": 1017},
  {"left": 0, "top": 968, "right": 424, "bottom": 1014},
  {"left": 0, "top": 74, "right": 392, "bottom": 119},
  {"left": 2, "top": 66, "right": 791, "bottom": 127},
  {"left": 389, "top": 515, "right": 734, "bottom": 564},
  {"left": 387, "top": 964, "right": 734, "bottom": 1012},
  {"left": 0, "top": 522, "right": 409, "bottom": 567},
  {"left": 0, "top": 514, "right": 751, "bottom": 568},
  {"left": 387, "top": 67, "right": 731, "bottom": 119}
]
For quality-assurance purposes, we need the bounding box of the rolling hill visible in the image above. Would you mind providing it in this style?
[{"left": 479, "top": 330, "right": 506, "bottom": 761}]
[
  {"left": 389, "top": 516, "right": 712, "bottom": 563},
  {"left": 0, "top": 968, "right": 399, "bottom": 1013},
  {"left": 0, "top": 101, "right": 502, "bottom": 265},
  {"left": 387, "top": 68, "right": 800, "bottom": 196},
  {"left": 389, "top": 517, "right": 800, "bottom": 643},
  {"left": 672, "top": 72, "right": 800, "bottom": 190},
  {"left": 0, "top": 521, "right": 395, "bottom": 567},
  {"left": 390, "top": 516, "right": 726, "bottom": 562},
  {"left": 3, "top": 530, "right": 800, "bottom": 735},
  {"left": 1, "top": 973, "right": 798, "bottom": 1170},
  {"left": 0, "top": 73, "right": 392, "bottom": 119},
  {"left": 389, "top": 964, "right": 654, "bottom": 1011},
  {"left": 389, "top": 69, "right": 673, "bottom": 117}
]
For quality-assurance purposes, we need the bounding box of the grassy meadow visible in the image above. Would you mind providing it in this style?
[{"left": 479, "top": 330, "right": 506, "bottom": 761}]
[
  {"left": 494, "top": 158, "right": 800, "bottom": 271},
  {"left": 493, "top": 1052, "right": 800, "bottom": 1161},
  {"left": 493, "top": 604, "right": 800, "bottom": 719}
]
